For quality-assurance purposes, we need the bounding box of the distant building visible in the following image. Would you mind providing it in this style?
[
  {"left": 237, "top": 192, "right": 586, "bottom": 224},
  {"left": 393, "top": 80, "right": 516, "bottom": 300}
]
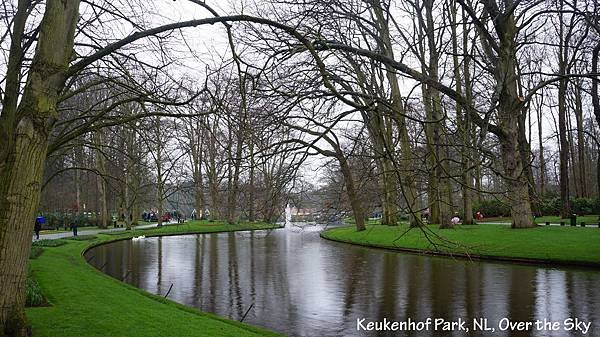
[{"left": 289, "top": 206, "right": 316, "bottom": 221}]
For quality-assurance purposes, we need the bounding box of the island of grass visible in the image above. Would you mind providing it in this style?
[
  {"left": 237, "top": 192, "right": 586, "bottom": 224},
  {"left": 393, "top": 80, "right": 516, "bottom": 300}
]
[
  {"left": 26, "top": 220, "right": 283, "bottom": 337},
  {"left": 321, "top": 224, "right": 600, "bottom": 267}
]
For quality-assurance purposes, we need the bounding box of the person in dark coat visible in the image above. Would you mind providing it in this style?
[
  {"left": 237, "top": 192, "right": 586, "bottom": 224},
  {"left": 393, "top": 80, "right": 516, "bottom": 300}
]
[
  {"left": 70, "top": 221, "right": 78, "bottom": 236},
  {"left": 34, "top": 219, "right": 42, "bottom": 240}
]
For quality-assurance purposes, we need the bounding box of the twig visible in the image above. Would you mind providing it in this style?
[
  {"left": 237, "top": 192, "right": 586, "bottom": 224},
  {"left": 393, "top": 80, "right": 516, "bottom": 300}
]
[
  {"left": 240, "top": 303, "right": 254, "bottom": 322},
  {"left": 164, "top": 283, "right": 174, "bottom": 298}
]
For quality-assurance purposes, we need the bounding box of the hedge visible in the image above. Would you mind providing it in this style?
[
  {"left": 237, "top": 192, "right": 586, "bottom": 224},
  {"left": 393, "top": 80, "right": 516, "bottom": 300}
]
[{"left": 474, "top": 197, "right": 600, "bottom": 217}]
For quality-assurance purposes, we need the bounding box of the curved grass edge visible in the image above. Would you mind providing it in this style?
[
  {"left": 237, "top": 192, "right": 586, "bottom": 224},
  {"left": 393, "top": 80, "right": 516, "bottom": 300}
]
[
  {"left": 26, "top": 222, "right": 284, "bottom": 337},
  {"left": 320, "top": 225, "right": 600, "bottom": 269}
]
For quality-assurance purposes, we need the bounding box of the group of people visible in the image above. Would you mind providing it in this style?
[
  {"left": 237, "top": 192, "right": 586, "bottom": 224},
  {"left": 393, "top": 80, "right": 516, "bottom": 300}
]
[
  {"left": 451, "top": 211, "right": 485, "bottom": 225},
  {"left": 142, "top": 212, "right": 157, "bottom": 222}
]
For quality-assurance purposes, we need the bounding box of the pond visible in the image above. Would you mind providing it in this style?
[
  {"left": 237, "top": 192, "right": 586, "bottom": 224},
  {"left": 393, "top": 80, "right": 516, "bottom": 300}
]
[{"left": 86, "top": 225, "right": 600, "bottom": 336}]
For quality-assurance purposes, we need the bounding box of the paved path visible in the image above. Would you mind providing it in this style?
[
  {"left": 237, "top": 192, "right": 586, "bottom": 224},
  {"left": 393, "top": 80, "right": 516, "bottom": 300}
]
[{"left": 34, "top": 221, "right": 177, "bottom": 241}]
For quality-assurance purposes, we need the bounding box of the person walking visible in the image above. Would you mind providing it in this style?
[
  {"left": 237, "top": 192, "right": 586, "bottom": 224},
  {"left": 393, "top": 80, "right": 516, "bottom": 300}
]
[
  {"left": 34, "top": 219, "right": 42, "bottom": 240},
  {"left": 70, "top": 221, "right": 78, "bottom": 236}
]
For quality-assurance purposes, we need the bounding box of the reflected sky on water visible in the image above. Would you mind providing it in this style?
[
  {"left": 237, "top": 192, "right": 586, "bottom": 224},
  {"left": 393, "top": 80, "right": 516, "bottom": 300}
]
[{"left": 87, "top": 226, "right": 600, "bottom": 337}]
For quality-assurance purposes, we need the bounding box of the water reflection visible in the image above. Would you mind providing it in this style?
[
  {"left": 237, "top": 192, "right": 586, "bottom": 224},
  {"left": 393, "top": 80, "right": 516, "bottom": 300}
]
[{"left": 87, "top": 227, "right": 600, "bottom": 337}]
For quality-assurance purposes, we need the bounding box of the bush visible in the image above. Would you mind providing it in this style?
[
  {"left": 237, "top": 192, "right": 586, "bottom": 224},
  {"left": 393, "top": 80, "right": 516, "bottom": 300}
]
[
  {"left": 25, "top": 275, "right": 46, "bottom": 307},
  {"left": 473, "top": 199, "right": 511, "bottom": 218},
  {"left": 474, "top": 197, "right": 600, "bottom": 218},
  {"left": 65, "top": 235, "right": 97, "bottom": 241},
  {"left": 538, "top": 197, "right": 600, "bottom": 216},
  {"left": 539, "top": 197, "right": 560, "bottom": 216},
  {"left": 29, "top": 246, "right": 43, "bottom": 259},
  {"left": 32, "top": 239, "right": 67, "bottom": 247},
  {"left": 570, "top": 197, "right": 600, "bottom": 215}
]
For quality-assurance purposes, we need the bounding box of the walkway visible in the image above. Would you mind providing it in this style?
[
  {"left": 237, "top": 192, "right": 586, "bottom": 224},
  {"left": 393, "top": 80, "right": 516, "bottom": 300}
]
[{"left": 34, "top": 221, "right": 177, "bottom": 241}]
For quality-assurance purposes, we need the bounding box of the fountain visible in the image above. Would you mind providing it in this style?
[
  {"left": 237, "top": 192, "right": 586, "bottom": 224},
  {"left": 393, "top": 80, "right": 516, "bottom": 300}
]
[{"left": 284, "top": 203, "right": 292, "bottom": 227}]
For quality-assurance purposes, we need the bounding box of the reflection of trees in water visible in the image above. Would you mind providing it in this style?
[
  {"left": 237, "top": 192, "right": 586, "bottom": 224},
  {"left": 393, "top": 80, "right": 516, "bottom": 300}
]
[
  {"left": 208, "top": 234, "right": 218, "bottom": 311},
  {"left": 430, "top": 258, "right": 459, "bottom": 337},
  {"left": 340, "top": 245, "right": 365, "bottom": 318},
  {"left": 464, "top": 261, "right": 484, "bottom": 333},
  {"left": 91, "top": 234, "right": 600, "bottom": 337},
  {"left": 192, "top": 235, "right": 205, "bottom": 308},
  {"left": 227, "top": 232, "right": 243, "bottom": 319},
  {"left": 508, "top": 266, "right": 537, "bottom": 337},
  {"left": 157, "top": 237, "right": 162, "bottom": 294},
  {"left": 535, "top": 269, "right": 568, "bottom": 337},
  {"left": 249, "top": 232, "right": 256, "bottom": 317},
  {"left": 265, "top": 229, "right": 298, "bottom": 331}
]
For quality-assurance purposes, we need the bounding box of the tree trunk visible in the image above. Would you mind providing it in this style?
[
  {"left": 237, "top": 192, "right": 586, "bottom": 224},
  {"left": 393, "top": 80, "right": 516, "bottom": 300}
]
[
  {"left": 536, "top": 95, "right": 546, "bottom": 197},
  {"left": 157, "top": 182, "right": 164, "bottom": 227},
  {"left": 228, "top": 134, "right": 243, "bottom": 224},
  {"left": 0, "top": 120, "right": 48, "bottom": 337},
  {"left": 474, "top": 160, "right": 483, "bottom": 204},
  {"left": 372, "top": 2, "right": 420, "bottom": 226},
  {"left": 0, "top": 0, "right": 80, "bottom": 334},
  {"left": 518, "top": 105, "right": 538, "bottom": 213},
  {"left": 380, "top": 158, "right": 398, "bottom": 226},
  {"left": 74, "top": 146, "right": 82, "bottom": 218},
  {"left": 558, "top": 78, "right": 570, "bottom": 217},
  {"left": 574, "top": 83, "right": 587, "bottom": 197},
  {"left": 225, "top": 123, "right": 236, "bottom": 224},
  {"left": 592, "top": 42, "right": 600, "bottom": 196},
  {"left": 124, "top": 162, "right": 132, "bottom": 230},
  {"left": 339, "top": 157, "right": 366, "bottom": 231},
  {"left": 248, "top": 142, "right": 256, "bottom": 222},
  {"left": 156, "top": 168, "right": 163, "bottom": 228},
  {"left": 567, "top": 109, "right": 580, "bottom": 197},
  {"left": 430, "top": 80, "right": 451, "bottom": 229},
  {"left": 451, "top": 0, "right": 473, "bottom": 225},
  {"left": 501, "top": 116, "right": 534, "bottom": 228},
  {"left": 557, "top": 1, "right": 571, "bottom": 218},
  {"left": 206, "top": 123, "right": 220, "bottom": 220},
  {"left": 495, "top": 10, "right": 535, "bottom": 228},
  {"left": 417, "top": 0, "right": 449, "bottom": 227},
  {"left": 191, "top": 120, "right": 205, "bottom": 220},
  {"left": 423, "top": 83, "right": 441, "bottom": 225},
  {"left": 463, "top": 12, "right": 482, "bottom": 208},
  {"left": 194, "top": 167, "right": 205, "bottom": 221},
  {"left": 94, "top": 131, "right": 108, "bottom": 229},
  {"left": 154, "top": 117, "right": 164, "bottom": 227}
]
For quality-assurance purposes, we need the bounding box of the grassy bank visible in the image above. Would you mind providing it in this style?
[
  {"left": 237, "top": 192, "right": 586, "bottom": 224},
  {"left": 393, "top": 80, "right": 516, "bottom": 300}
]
[
  {"left": 321, "top": 224, "right": 600, "bottom": 267},
  {"left": 26, "top": 221, "right": 282, "bottom": 337}
]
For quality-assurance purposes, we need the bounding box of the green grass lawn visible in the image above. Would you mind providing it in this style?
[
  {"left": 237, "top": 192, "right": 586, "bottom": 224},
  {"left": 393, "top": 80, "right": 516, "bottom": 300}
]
[
  {"left": 26, "top": 220, "right": 282, "bottom": 337},
  {"left": 322, "top": 224, "right": 600, "bottom": 266}
]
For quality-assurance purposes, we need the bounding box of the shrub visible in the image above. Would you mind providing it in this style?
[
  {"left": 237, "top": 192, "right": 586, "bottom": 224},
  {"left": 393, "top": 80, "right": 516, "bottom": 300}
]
[
  {"left": 29, "top": 246, "right": 43, "bottom": 259},
  {"left": 538, "top": 197, "right": 600, "bottom": 216},
  {"left": 25, "top": 276, "right": 46, "bottom": 307},
  {"left": 66, "top": 235, "right": 97, "bottom": 241},
  {"left": 539, "top": 197, "right": 560, "bottom": 216},
  {"left": 32, "top": 239, "right": 67, "bottom": 247},
  {"left": 570, "top": 197, "right": 599, "bottom": 215},
  {"left": 473, "top": 199, "right": 511, "bottom": 218}
]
